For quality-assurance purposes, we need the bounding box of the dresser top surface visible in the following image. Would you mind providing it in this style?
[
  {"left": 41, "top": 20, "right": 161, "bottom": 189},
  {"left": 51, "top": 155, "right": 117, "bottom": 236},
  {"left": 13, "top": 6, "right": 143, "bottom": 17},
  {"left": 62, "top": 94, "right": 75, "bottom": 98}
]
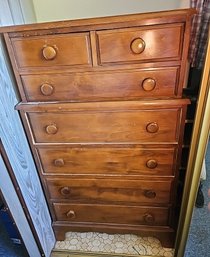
[{"left": 0, "top": 8, "right": 196, "bottom": 34}]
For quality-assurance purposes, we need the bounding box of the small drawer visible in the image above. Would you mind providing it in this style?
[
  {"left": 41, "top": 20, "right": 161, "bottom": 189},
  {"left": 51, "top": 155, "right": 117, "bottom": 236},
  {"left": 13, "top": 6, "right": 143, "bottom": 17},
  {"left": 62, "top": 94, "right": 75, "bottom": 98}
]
[
  {"left": 11, "top": 33, "right": 91, "bottom": 69},
  {"left": 37, "top": 146, "right": 176, "bottom": 176},
  {"left": 53, "top": 203, "right": 169, "bottom": 226},
  {"left": 27, "top": 101, "right": 183, "bottom": 144},
  {"left": 46, "top": 178, "right": 173, "bottom": 204},
  {"left": 21, "top": 67, "right": 179, "bottom": 101},
  {"left": 97, "top": 24, "right": 184, "bottom": 65}
]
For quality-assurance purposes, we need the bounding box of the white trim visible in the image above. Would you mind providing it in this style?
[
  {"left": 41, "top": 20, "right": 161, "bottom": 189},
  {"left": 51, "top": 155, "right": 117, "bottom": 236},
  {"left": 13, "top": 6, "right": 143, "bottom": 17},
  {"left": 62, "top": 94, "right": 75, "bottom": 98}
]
[
  {"left": 0, "top": 0, "right": 14, "bottom": 25},
  {"left": 0, "top": 0, "right": 36, "bottom": 25},
  {"left": 18, "top": 0, "right": 37, "bottom": 23}
]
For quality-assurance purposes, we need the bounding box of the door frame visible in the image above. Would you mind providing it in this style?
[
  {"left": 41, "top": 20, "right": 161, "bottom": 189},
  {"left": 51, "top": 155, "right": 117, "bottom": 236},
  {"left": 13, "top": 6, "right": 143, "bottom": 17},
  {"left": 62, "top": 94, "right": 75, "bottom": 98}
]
[{"left": 175, "top": 31, "right": 210, "bottom": 257}]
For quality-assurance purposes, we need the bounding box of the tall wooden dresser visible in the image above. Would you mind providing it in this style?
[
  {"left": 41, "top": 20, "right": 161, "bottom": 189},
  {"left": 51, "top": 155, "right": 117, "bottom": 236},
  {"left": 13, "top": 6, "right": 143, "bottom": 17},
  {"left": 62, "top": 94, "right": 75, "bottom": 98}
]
[{"left": 1, "top": 9, "right": 195, "bottom": 247}]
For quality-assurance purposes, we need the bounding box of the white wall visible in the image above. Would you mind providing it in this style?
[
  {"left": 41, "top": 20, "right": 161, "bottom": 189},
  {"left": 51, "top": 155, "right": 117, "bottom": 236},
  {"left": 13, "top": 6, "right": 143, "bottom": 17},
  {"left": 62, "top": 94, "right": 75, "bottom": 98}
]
[
  {"left": 179, "top": 0, "right": 190, "bottom": 8},
  {"left": 32, "top": 0, "right": 187, "bottom": 22}
]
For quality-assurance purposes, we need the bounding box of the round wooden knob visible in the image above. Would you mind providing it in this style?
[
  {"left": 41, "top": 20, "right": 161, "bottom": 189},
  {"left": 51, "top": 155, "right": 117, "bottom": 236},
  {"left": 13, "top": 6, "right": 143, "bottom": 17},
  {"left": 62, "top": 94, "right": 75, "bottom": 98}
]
[
  {"left": 66, "top": 210, "right": 76, "bottom": 219},
  {"left": 60, "top": 187, "right": 71, "bottom": 196},
  {"left": 54, "top": 158, "right": 65, "bottom": 167},
  {"left": 144, "top": 190, "right": 156, "bottom": 198},
  {"left": 146, "top": 159, "right": 158, "bottom": 169},
  {"left": 130, "top": 38, "right": 145, "bottom": 54},
  {"left": 45, "top": 124, "right": 58, "bottom": 134},
  {"left": 142, "top": 78, "right": 156, "bottom": 91},
  {"left": 42, "top": 45, "right": 57, "bottom": 60},
  {"left": 40, "top": 83, "right": 54, "bottom": 96},
  {"left": 143, "top": 213, "right": 155, "bottom": 224},
  {"left": 146, "top": 122, "right": 159, "bottom": 133}
]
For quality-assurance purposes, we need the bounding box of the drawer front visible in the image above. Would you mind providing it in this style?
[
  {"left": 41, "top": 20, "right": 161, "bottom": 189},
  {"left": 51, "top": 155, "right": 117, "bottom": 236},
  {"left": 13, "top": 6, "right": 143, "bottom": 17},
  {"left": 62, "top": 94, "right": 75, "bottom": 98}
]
[
  {"left": 28, "top": 108, "right": 181, "bottom": 143},
  {"left": 21, "top": 67, "right": 179, "bottom": 101},
  {"left": 47, "top": 178, "right": 173, "bottom": 204},
  {"left": 53, "top": 203, "right": 169, "bottom": 226},
  {"left": 37, "top": 147, "right": 176, "bottom": 176},
  {"left": 11, "top": 33, "right": 91, "bottom": 69},
  {"left": 97, "top": 24, "right": 184, "bottom": 65}
]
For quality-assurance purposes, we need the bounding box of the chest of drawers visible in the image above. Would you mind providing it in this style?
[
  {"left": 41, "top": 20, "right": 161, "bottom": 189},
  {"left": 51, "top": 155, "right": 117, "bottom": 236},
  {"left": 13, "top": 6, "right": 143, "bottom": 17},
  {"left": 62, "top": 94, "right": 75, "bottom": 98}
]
[{"left": 1, "top": 9, "right": 195, "bottom": 247}]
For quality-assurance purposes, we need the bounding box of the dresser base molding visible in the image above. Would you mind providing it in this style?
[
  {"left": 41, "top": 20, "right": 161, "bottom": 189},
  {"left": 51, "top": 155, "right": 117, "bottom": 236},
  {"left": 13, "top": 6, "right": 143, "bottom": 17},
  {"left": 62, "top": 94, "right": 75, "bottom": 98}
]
[{"left": 53, "top": 222, "right": 175, "bottom": 248}]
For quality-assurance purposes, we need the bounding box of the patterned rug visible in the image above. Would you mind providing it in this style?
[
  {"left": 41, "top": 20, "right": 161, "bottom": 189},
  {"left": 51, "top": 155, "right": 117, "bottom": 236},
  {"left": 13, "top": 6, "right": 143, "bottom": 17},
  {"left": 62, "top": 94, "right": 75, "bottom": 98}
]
[{"left": 54, "top": 232, "right": 173, "bottom": 257}]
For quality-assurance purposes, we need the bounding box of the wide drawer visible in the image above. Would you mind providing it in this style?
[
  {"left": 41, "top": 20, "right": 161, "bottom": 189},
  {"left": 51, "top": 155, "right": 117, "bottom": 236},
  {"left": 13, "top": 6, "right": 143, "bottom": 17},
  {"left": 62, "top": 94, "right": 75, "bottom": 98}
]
[
  {"left": 27, "top": 103, "right": 183, "bottom": 144},
  {"left": 11, "top": 33, "right": 91, "bottom": 69},
  {"left": 37, "top": 146, "right": 176, "bottom": 176},
  {"left": 97, "top": 24, "right": 184, "bottom": 65},
  {"left": 21, "top": 67, "right": 179, "bottom": 101},
  {"left": 46, "top": 178, "right": 173, "bottom": 204},
  {"left": 53, "top": 203, "right": 169, "bottom": 226}
]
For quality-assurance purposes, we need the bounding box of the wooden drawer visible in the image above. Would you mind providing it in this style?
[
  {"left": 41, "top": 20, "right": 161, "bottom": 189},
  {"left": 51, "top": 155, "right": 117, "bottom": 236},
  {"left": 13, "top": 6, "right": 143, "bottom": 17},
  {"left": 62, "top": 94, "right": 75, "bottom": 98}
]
[
  {"left": 26, "top": 101, "right": 184, "bottom": 144},
  {"left": 97, "top": 24, "right": 184, "bottom": 65},
  {"left": 37, "top": 146, "right": 176, "bottom": 176},
  {"left": 21, "top": 67, "right": 179, "bottom": 101},
  {"left": 53, "top": 203, "right": 169, "bottom": 226},
  {"left": 11, "top": 33, "right": 91, "bottom": 69},
  {"left": 46, "top": 178, "right": 173, "bottom": 204}
]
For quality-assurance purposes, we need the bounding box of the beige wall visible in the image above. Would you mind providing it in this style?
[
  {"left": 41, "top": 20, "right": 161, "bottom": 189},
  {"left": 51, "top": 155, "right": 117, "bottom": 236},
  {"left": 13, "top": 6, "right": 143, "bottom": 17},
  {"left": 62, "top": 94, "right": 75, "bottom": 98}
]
[
  {"left": 32, "top": 0, "right": 188, "bottom": 22},
  {"left": 179, "top": 0, "right": 190, "bottom": 8}
]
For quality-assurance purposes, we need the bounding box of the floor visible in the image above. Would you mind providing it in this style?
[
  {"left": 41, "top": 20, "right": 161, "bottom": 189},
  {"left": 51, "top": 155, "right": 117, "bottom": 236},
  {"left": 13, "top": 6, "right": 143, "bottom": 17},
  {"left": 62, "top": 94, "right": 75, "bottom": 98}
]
[{"left": 0, "top": 142, "right": 209, "bottom": 257}]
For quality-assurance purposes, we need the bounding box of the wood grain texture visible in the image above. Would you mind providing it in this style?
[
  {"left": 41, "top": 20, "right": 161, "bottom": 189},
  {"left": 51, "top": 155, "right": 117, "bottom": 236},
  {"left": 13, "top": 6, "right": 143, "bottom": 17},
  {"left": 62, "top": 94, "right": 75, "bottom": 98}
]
[
  {"left": 11, "top": 33, "right": 92, "bottom": 69},
  {"left": 27, "top": 107, "right": 182, "bottom": 144},
  {"left": 21, "top": 67, "right": 180, "bottom": 101},
  {"left": 0, "top": 9, "right": 195, "bottom": 248},
  {"left": 37, "top": 146, "right": 176, "bottom": 176},
  {"left": 97, "top": 24, "right": 184, "bottom": 65},
  {"left": 0, "top": 38, "right": 55, "bottom": 257},
  {"left": 53, "top": 203, "right": 169, "bottom": 226},
  {"left": 17, "top": 98, "right": 190, "bottom": 111},
  {"left": 46, "top": 177, "right": 173, "bottom": 205},
  {"left": 51, "top": 250, "right": 152, "bottom": 257}
]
